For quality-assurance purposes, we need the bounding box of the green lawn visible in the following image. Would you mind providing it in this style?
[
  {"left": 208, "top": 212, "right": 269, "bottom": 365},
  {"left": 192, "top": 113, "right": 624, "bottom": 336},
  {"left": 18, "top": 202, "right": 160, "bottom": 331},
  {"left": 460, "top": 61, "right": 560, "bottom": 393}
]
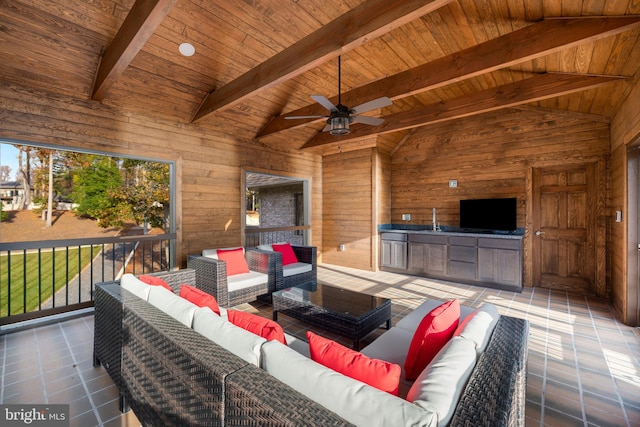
[{"left": 0, "top": 246, "right": 101, "bottom": 317}]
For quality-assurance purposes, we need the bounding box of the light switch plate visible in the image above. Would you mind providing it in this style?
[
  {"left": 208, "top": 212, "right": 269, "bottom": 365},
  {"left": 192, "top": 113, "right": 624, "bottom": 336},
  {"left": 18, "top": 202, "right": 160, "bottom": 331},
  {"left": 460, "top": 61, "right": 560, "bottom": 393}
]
[
  {"left": 449, "top": 180, "right": 458, "bottom": 188},
  {"left": 402, "top": 214, "right": 411, "bottom": 221}
]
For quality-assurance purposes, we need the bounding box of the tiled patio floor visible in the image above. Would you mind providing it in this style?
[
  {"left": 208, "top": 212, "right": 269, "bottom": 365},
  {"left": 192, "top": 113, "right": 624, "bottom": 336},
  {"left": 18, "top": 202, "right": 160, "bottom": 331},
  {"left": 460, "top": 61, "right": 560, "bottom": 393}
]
[{"left": 1, "top": 264, "right": 639, "bottom": 426}]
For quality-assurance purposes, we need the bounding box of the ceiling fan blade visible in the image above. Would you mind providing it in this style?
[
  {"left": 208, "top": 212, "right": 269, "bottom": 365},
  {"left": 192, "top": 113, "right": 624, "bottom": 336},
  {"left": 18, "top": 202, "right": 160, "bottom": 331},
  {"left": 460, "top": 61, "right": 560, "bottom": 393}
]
[
  {"left": 322, "top": 123, "right": 332, "bottom": 132},
  {"left": 351, "top": 96, "right": 392, "bottom": 114},
  {"left": 311, "top": 95, "right": 338, "bottom": 112},
  {"left": 351, "top": 115, "right": 385, "bottom": 126},
  {"left": 285, "top": 115, "right": 328, "bottom": 120}
]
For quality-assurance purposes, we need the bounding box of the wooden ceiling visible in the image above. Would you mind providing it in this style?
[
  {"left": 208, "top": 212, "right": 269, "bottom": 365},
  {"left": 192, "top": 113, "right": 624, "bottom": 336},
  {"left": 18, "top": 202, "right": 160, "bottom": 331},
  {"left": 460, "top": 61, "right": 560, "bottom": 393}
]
[{"left": 3, "top": 0, "right": 640, "bottom": 156}]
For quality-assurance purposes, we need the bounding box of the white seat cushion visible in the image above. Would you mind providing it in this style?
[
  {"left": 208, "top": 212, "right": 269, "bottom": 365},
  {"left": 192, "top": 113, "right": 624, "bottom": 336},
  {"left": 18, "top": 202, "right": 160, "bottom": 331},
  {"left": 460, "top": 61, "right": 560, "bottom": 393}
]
[
  {"left": 192, "top": 307, "right": 265, "bottom": 366},
  {"left": 147, "top": 286, "right": 198, "bottom": 327},
  {"left": 120, "top": 274, "right": 152, "bottom": 300},
  {"left": 360, "top": 327, "right": 415, "bottom": 397},
  {"left": 227, "top": 270, "right": 268, "bottom": 292},
  {"left": 282, "top": 262, "right": 312, "bottom": 277},
  {"left": 406, "top": 336, "right": 477, "bottom": 427},
  {"left": 260, "top": 340, "right": 437, "bottom": 427}
]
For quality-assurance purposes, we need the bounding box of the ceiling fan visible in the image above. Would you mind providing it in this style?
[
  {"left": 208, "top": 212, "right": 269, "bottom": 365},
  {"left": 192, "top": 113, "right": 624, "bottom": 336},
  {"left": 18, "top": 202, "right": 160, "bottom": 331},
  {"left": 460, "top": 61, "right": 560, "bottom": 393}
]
[{"left": 285, "top": 56, "right": 392, "bottom": 135}]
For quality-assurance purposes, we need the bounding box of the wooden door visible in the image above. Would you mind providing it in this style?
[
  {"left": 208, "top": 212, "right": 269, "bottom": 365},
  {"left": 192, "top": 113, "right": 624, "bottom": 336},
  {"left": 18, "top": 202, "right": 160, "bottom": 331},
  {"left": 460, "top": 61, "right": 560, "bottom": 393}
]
[{"left": 532, "top": 163, "right": 596, "bottom": 293}]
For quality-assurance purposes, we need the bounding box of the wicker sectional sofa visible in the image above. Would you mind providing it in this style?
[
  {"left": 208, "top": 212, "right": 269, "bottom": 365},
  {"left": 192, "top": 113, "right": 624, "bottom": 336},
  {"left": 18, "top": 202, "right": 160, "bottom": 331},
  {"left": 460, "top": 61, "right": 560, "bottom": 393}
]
[{"left": 93, "top": 270, "right": 529, "bottom": 427}]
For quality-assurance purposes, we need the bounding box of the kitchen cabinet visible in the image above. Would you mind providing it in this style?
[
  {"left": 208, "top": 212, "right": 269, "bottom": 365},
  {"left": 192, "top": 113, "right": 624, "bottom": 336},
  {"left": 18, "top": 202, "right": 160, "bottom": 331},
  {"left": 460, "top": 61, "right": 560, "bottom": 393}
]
[
  {"left": 381, "top": 230, "right": 523, "bottom": 292},
  {"left": 380, "top": 233, "right": 407, "bottom": 271}
]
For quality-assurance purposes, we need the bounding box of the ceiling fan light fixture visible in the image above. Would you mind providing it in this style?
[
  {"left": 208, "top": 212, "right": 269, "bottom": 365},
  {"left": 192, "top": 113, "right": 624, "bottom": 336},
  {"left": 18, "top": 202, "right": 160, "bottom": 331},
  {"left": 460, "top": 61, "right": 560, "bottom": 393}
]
[{"left": 329, "top": 116, "right": 350, "bottom": 135}]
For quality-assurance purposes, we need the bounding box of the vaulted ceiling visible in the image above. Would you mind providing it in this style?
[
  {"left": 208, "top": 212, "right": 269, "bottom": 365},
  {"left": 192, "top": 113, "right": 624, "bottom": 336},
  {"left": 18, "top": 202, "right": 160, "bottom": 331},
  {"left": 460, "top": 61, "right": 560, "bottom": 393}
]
[{"left": 3, "top": 0, "right": 640, "bottom": 156}]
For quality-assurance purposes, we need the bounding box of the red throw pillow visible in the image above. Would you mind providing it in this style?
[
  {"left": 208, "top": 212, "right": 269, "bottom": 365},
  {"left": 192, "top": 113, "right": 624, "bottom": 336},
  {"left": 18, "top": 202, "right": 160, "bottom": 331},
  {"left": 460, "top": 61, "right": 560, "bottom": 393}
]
[
  {"left": 272, "top": 243, "right": 298, "bottom": 266},
  {"left": 138, "top": 275, "right": 172, "bottom": 292},
  {"left": 228, "top": 310, "right": 287, "bottom": 345},
  {"left": 180, "top": 284, "right": 221, "bottom": 315},
  {"left": 217, "top": 248, "right": 250, "bottom": 276},
  {"left": 307, "top": 331, "right": 401, "bottom": 395},
  {"left": 404, "top": 299, "right": 460, "bottom": 381}
]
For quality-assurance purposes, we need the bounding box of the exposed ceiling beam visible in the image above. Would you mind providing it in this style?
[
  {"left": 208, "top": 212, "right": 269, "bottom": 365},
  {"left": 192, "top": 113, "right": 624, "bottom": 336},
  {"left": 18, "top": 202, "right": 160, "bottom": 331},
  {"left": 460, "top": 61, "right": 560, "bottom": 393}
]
[
  {"left": 191, "top": 0, "right": 454, "bottom": 123},
  {"left": 259, "top": 16, "right": 640, "bottom": 139},
  {"left": 91, "top": 0, "right": 179, "bottom": 101},
  {"left": 301, "top": 73, "right": 623, "bottom": 149}
]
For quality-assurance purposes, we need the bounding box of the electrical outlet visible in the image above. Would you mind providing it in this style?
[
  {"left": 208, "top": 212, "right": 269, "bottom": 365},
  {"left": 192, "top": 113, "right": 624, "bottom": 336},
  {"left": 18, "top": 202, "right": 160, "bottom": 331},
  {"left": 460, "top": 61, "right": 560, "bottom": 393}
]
[
  {"left": 449, "top": 180, "right": 458, "bottom": 188},
  {"left": 402, "top": 214, "right": 411, "bottom": 221}
]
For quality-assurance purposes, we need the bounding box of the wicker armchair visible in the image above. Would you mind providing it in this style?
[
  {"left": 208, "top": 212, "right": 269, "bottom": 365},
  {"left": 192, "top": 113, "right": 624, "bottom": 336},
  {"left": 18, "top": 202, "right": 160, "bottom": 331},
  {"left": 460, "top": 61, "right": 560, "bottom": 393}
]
[
  {"left": 187, "top": 248, "right": 278, "bottom": 307},
  {"left": 256, "top": 245, "right": 317, "bottom": 292}
]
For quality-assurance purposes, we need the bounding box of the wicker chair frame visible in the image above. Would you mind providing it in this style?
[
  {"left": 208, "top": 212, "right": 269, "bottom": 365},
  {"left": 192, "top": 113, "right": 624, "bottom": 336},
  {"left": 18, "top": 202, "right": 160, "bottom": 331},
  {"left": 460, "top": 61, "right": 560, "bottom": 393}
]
[{"left": 187, "top": 249, "right": 276, "bottom": 307}]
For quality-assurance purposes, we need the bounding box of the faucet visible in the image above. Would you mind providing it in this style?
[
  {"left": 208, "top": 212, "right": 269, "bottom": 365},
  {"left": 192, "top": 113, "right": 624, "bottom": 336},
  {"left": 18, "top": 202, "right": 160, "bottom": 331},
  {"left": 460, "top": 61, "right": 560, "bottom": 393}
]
[{"left": 432, "top": 208, "right": 440, "bottom": 231}]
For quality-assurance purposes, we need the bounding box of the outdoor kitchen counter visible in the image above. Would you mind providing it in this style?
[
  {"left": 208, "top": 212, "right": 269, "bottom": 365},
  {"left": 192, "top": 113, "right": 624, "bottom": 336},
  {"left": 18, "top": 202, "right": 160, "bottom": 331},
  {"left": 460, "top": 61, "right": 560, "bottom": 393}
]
[{"left": 379, "top": 225, "right": 524, "bottom": 292}]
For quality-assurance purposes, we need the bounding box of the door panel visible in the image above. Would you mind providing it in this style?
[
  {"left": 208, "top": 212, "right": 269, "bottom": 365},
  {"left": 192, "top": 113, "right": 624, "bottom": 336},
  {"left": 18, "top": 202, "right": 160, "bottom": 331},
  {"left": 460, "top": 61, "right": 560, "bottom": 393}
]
[{"left": 532, "top": 163, "right": 595, "bottom": 293}]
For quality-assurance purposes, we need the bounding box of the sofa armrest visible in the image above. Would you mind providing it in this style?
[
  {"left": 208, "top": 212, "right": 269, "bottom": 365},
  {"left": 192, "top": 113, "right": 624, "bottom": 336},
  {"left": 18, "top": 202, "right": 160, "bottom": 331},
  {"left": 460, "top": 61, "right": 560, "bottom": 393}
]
[
  {"left": 247, "top": 249, "right": 282, "bottom": 293},
  {"left": 449, "top": 315, "right": 529, "bottom": 427},
  {"left": 292, "top": 245, "right": 317, "bottom": 266},
  {"left": 187, "top": 255, "right": 229, "bottom": 306}
]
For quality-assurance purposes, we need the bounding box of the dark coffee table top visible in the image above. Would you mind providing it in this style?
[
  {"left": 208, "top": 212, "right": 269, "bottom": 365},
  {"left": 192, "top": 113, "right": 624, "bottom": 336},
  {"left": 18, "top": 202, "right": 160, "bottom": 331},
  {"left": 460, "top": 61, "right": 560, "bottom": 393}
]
[
  {"left": 272, "top": 282, "right": 391, "bottom": 349},
  {"left": 273, "top": 282, "right": 389, "bottom": 319}
]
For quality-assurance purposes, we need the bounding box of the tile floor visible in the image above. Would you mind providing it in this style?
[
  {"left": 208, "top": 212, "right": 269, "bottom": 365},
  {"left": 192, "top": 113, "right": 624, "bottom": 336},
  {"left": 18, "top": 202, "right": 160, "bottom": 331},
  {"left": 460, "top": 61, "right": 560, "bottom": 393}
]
[{"left": 1, "top": 264, "right": 639, "bottom": 426}]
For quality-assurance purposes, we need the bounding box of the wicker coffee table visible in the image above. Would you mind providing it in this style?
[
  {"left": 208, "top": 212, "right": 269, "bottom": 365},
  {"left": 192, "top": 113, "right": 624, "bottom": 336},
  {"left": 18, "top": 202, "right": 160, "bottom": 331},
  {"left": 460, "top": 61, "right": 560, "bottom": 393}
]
[{"left": 272, "top": 282, "right": 391, "bottom": 349}]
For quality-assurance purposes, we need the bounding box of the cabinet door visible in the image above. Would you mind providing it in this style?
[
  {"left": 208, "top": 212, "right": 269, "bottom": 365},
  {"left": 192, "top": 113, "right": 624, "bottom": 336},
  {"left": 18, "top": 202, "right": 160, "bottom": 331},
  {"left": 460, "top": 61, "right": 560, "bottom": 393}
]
[
  {"left": 425, "top": 244, "right": 447, "bottom": 275},
  {"left": 409, "top": 242, "right": 446, "bottom": 275},
  {"left": 478, "top": 247, "right": 521, "bottom": 287},
  {"left": 408, "top": 243, "right": 426, "bottom": 273},
  {"left": 381, "top": 240, "right": 407, "bottom": 269},
  {"left": 391, "top": 241, "right": 407, "bottom": 269},
  {"left": 381, "top": 240, "right": 394, "bottom": 267}
]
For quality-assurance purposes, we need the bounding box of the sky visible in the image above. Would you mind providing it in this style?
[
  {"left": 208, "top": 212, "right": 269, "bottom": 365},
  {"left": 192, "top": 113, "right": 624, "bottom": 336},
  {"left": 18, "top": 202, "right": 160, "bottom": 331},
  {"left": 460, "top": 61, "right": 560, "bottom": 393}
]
[{"left": 0, "top": 143, "right": 20, "bottom": 181}]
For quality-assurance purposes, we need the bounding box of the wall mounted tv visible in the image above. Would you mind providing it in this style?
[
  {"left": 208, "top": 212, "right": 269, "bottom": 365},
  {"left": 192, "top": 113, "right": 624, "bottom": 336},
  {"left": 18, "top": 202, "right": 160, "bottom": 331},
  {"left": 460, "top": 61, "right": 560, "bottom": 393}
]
[{"left": 459, "top": 197, "right": 517, "bottom": 232}]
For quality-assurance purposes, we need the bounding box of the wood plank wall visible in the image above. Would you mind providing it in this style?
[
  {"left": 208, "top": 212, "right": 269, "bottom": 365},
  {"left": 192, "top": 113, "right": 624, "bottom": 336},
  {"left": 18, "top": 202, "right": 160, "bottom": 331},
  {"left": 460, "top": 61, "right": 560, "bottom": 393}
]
[
  {"left": 0, "top": 82, "right": 323, "bottom": 267},
  {"left": 322, "top": 149, "right": 376, "bottom": 270},
  {"left": 610, "top": 75, "right": 640, "bottom": 324},
  {"left": 390, "top": 107, "right": 610, "bottom": 290}
]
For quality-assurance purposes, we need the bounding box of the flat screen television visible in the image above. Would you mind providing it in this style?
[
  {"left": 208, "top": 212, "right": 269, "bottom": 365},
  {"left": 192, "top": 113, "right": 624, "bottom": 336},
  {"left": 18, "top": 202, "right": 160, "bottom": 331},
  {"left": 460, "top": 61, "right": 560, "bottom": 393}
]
[{"left": 459, "top": 197, "right": 517, "bottom": 232}]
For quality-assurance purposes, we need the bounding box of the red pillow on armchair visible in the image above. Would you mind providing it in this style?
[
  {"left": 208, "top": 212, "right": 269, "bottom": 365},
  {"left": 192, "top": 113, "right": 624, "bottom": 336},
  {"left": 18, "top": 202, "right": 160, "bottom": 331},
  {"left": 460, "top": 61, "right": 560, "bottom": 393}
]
[
  {"left": 272, "top": 243, "right": 298, "bottom": 266},
  {"left": 217, "top": 248, "right": 250, "bottom": 276}
]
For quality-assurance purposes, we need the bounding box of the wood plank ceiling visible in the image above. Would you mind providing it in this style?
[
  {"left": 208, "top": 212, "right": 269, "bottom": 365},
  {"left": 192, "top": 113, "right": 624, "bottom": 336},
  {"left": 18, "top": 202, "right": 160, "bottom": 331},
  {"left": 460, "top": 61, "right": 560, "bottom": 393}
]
[{"left": 2, "top": 0, "right": 640, "bottom": 155}]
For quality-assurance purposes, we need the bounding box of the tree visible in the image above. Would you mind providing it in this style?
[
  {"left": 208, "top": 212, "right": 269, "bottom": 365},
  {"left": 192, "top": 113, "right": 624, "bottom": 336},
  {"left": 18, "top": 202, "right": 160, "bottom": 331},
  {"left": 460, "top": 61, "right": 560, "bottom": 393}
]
[
  {"left": 0, "top": 165, "right": 10, "bottom": 182},
  {"left": 72, "top": 156, "right": 127, "bottom": 227},
  {"left": 116, "top": 160, "right": 170, "bottom": 230},
  {"left": 16, "top": 146, "right": 33, "bottom": 209}
]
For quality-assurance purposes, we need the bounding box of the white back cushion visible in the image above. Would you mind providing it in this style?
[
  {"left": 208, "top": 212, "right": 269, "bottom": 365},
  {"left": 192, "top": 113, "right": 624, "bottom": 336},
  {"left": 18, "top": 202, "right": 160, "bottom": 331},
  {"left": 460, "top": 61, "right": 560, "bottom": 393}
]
[
  {"left": 454, "top": 303, "right": 500, "bottom": 355},
  {"left": 120, "top": 273, "right": 152, "bottom": 300},
  {"left": 192, "top": 307, "right": 265, "bottom": 366},
  {"left": 202, "top": 247, "right": 244, "bottom": 260},
  {"left": 261, "top": 340, "right": 437, "bottom": 427},
  {"left": 407, "top": 337, "right": 477, "bottom": 427},
  {"left": 147, "top": 286, "right": 198, "bottom": 327}
]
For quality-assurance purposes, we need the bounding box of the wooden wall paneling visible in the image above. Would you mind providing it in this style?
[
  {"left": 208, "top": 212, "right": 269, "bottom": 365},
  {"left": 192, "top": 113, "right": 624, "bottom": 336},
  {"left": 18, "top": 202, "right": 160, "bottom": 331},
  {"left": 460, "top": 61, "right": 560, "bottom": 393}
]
[
  {"left": 609, "top": 146, "right": 625, "bottom": 317},
  {"left": 392, "top": 107, "right": 610, "bottom": 291},
  {"left": 0, "top": 81, "right": 323, "bottom": 268},
  {"left": 322, "top": 149, "right": 375, "bottom": 270}
]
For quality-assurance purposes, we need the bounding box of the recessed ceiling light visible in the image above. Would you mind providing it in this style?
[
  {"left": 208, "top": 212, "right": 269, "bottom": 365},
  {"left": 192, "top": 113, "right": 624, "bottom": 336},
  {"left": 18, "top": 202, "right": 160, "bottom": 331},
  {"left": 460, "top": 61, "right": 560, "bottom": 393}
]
[{"left": 179, "top": 42, "right": 195, "bottom": 57}]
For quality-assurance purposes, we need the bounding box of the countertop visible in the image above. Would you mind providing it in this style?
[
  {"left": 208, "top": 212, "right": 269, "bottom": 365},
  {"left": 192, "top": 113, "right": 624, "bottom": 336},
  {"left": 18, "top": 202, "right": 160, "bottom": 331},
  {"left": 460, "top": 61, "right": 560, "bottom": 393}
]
[{"left": 379, "top": 224, "right": 525, "bottom": 240}]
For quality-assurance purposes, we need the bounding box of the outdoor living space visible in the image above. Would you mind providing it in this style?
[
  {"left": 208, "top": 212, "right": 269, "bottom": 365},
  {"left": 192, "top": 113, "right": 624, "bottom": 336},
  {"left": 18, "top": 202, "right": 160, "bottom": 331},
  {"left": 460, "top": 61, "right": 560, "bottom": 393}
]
[{"left": 2, "top": 264, "right": 639, "bottom": 427}]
